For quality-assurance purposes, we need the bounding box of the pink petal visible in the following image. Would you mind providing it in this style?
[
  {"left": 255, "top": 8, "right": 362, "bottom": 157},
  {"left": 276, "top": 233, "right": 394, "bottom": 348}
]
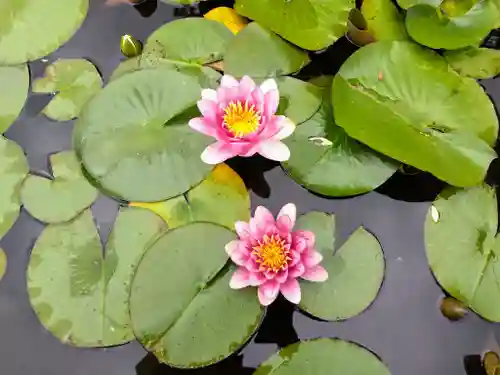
[
  {"left": 197, "top": 99, "right": 218, "bottom": 122},
  {"left": 235, "top": 221, "right": 252, "bottom": 240},
  {"left": 257, "top": 140, "right": 290, "bottom": 162},
  {"left": 260, "top": 78, "right": 278, "bottom": 94},
  {"left": 289, "top": 263, "right": 305, "bottom": 278},
  {"left": 251, "top": 88, "right": 265, "bottom": 114},
  {"left": 277, "top": 215, "right": 293, "bottom": 234},
  {"left": 264, "top": 90, "right": 279, "bottom": 119},
  {"left": 302, "top": 250, "right": 323, "bottom": 268},
  {"left": 230, "top": 267, "right": 251, "bottom": 289},
  {"left": 249, "top": 272, "right": 267, "bottom": 286},
  {"left": 221, "top": 75, "right": 239, "bottom": 88},
  {"left": 275, "top": 269, "right": 288, "bottom": 284},
  {"left": 225, "top": 240, "right": 240, "bottom": 256},
  {"left": 246, "top": 258, "right": 260, "bottom": 272},
  {"left": 239, "top": 76, "right": 256, "bottom": 97},
  {"left": 230, "top": 249, "right": 249, "bottom": 266},
  {"left": 289, "top": 250, "right": 301, "bottom": 267},
  {"left": 201, "top": 143, "right": 238, "bottom": 164},
  {"left": 280, "top": 278, "right": 301, "bottom": 304},
  {"left": 258, "top": 280, "right": 280, "bottom": 306},
  {"left": 301, "top": 265, "right": 328, "bottom": 282},
  {"left": 254, "top": 206, "right": 275, "bottom": 227},
  {"left": 201, "top": 88, "right": 217, "bottom": 101},
  {"left": 249, "top": 218, "right": 265, "bottom": 238},
  {"left": 272, "top": 116, "right": 295, "bottom": 140},
  {"left": 278, "top": 203, "right": 296, "bottom": 228},
  {"left": 188, "top": 118, "right": 216, "bottom": 137},
  {"left": 293, "top": 230, "right": 315, "bottom": 252}
]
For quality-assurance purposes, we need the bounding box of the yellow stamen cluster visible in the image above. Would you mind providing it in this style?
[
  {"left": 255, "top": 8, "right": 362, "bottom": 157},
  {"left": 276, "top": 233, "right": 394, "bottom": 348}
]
[
  {"left": 252, "top": 235, "right": 291, "bottom": 272},
  {"left": 223, "top": 101, "right": 261, "bottom": 138}
]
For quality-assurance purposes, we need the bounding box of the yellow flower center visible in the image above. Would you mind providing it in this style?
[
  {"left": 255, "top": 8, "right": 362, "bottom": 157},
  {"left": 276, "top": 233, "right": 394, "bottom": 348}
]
[
  {"left": 223, "top": 101, "right": 261, "bottom": 138},
  {"left": 252, "top": 235, "right": 291, "bottom": 273}
]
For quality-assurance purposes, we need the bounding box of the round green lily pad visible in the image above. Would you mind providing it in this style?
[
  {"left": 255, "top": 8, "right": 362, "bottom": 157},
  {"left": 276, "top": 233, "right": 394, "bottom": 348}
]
[
  {"left": 0, "top": 64, "right": 29, "bottom": 134},
  {"left": 425, "top": 184, "right": 500, "bottom": 322},
  {"left": 295, "top": 212, "right": 385, "bottom": 320},
  {"left": 405, "top": 0, "right": 499, "bottom": 50},
  {"left": 275, "top": 77, "right": 322, "bottom": 125},
  {"left": 73, "top": 68, "right": 213, "bottom": 202},
  {"left": 130, "top": 163, "right": 250, "bottom": 230},
  {"left": 332, "top": 41, "right": 498, "bottom": 187},
  {"left": 130, "top": 222, "right": 264, "bottom": 368},
  {"left": 0, "top": 248, "right": 6, "bottom": 282},
  {"left": 0, "top": 137, "right": 29, "bottom": 240},
  {"left": 254, "top": 338, "right": 391, "bottom": 375},
  {"left": 32, "top": 59, "right": 102, "bottom": 121},
  {"left": 27, "top": 207, "right": 166, "bottom": 347},
  {"left": 444, "top": 47, "right": 500, "bottom": 79},
  {"left": 0, "top": 0, "right": 89, "bottom": 64},
  {"left": 21, "top": 151, "right": 98, "bottom": 224}
]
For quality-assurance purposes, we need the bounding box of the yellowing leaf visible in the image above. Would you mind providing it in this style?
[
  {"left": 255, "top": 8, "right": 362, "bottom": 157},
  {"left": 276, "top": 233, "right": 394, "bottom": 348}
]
[{"left": 204, "top": 7, "right": 248, "bottom": 34}]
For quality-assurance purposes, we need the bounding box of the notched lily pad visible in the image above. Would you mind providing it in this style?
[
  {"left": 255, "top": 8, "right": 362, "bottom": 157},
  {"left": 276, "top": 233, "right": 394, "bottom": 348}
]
[
  {"left": 445, "top": 47, "right": 500, "bottom": 79},
  {"left": 130, "top": 163, "right": 250, "bottom": 230},
  {"left": 254, "top": 338, "right": 391, "bottom": 375},
  {"left": 130, "top": 222, "right": 264, "bottom": 368},
  {"left": 33, "top": 59, "right": 102, "bottom": 121},
  {"left": 27, "top": 207, "right": 166, "bottom": 347},
  {"left": 295, "top": 212, "right": 385, "bottom": 320},
  {"left": 0, "top": 64, "right": 29, "bottom": 134},
  {"left": 21, "top": 151, "right": 98, "bottom": 224}
]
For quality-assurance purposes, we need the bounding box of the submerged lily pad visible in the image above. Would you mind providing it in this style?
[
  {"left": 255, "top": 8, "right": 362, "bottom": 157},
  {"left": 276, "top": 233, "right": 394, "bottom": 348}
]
[
  {"left": 254, "top": 338, "right": 391, "bottom": 375},
  {"left": 406, "top": 0, "right": 499, "bottom": 50},
  {"left": 21, "top": 151, "right": 98, "bottom": 224},
  {"left": 27, "top": 207, "right": 166, "bottom": 347},
  {"left": 224, "top": 22, "right": 310, "bottom": 78},
  {"left": 33, "top": 59, "right": 103, "bottom": 121},
  {"left": 0, "top": 0, "right": 89, "bottom": 64},
  {"left": 444, "top": 47, "right": 500, "bottom": 79},
  {"left": 295, "top": 212, "right": 385, "bottom": 320},
  {"left": 0, "top": 248, "right": 6, "bottom": 282},
  {"left": 74, "top": 68, "right": 213, "bottom": 202},
  {"left": 283, "top": 83, "right": 397, "bottom": 197},
  {"left": 333, "top": 41, "right": 498, "bottom": 187},
  {"left": 130, "top": 163, "right": 250, "bottom": 230},
  {"left": 362, "top": 0, "right": 409, "bottom": 41},
  {"left": 0, "top": 65, "right": 29, "bottom": 134},
  {"left": 234, "top": 0, "right": 354, "bottom": 50},
  {"left": 130, "top": 222, "right": 264, "bottom": 368},
  {"left": 425, "top": 184, "right": 500, "bottom": 322},
  {"left": 0, "top": 137, "right": 29, "bottom": 240}
]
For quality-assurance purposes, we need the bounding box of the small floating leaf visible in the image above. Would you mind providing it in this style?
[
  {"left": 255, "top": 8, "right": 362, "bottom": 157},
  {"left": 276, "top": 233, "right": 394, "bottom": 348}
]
[
  {"left": 0, "top": 64, "right": 29, "bottom": 134},
  {"left": 445, "top": 47, "right": 500, "bottom": 79},
  {"left": 32, "top": 59, "right": 103, "bottom": 121},
  {"left": 130, "top": 222, "right": 264, "bottom": 368},
  {"left": 21, "top": 151, "right": 98, "bottom": 224},
  {"left": 254, "top": 338, "right": 391, "bottom": 375},
  {"left": 204, "top": 7, "right": 248, "bottom": 34},
  {"left": 27, "top": 207, "right": 166, "bottom": 347},
  {"left": 120, "top": 35, "right": 143, "bottom": 58},
  {"left": 440, "top": 296, "right": 468, "bottom": 321},
  {"left": 0, "top": 248, "right": 6, "bottom": 282},
  {"left": 484, "top": 351, "right": 500, "bottom": 375}
]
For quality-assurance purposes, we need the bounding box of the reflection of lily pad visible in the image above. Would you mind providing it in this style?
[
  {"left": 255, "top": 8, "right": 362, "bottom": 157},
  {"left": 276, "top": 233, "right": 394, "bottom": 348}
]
[
  {"left": 444, "top": 47, "right": 500, "bottom": 79},
  {"left": 0, "top": 248, "right": 6, "bottom": 282},
  {"left": 333, "top": 41, "right": 498, "bottom": 187},
  {"left": 0, "top": 0, "right": 89, "bottom": 64},
  {"left": 425, "top": 185, "right": 500, "bottom": 322},
  {"left": 21, "top": 151, "right": 98, "bottom": 224},
  {"left": 27, "top": 208, "right": 166, "bottom": 347},
  {"left": 130, "top": 163, "right": 250, "bottom": 230},
  {"left": 33, "top": 59, "right": 103, "bottom": 121},
  {"left": 0, "top": 64, "right": 29, "bottom": 134},
  {"left": 74, "top": 68, "right": 213, "bottom": 202},
  {"left": 406, "top": 0, "right": 499, "bottom": 50},
  {"left": 224, "top": 23, "right": 310, "bottom": 78},
  {"left": 0, "top": 137, "right": 29, "bottom": 240},
  {"left": 295, "top": 212, "right": 385, "bottom": 320},
  {"left": 234, "top": 0, "right": 354, "bottom": 50},
  {"left": 130, "top": 222, "right": 264, "bottom": 368},
  {"left": 254, "top": 338, "right": 391, "bottom": 375}
]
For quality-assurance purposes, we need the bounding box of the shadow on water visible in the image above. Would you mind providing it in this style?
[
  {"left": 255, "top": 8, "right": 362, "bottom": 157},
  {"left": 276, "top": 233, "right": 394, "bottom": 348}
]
[
  {"left": 227, "top": 155, "right": 279, "bottom": 199},
  {"left": 463, "top": 355, "right": 487, "bottom": 375},
  {"left": 376, "top": 169, "right": 445, "bottom": 202},
  {"left": 135, "top": 353, "right": 254, "bottom": 375}
]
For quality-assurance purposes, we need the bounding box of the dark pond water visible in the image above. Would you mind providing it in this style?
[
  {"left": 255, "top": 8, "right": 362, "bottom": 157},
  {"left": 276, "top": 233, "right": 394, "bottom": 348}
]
[{"left": 1, "top": 1, "right": 500, "bottom": 374}]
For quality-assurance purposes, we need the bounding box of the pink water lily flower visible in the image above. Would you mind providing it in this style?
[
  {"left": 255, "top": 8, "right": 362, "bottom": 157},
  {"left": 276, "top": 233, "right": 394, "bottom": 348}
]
[
  {"left": 188, "top": 75, "right": 295, "bottom": 164},
  {"left": 226, "top": 203, "right": 328, "bottom": 306}
]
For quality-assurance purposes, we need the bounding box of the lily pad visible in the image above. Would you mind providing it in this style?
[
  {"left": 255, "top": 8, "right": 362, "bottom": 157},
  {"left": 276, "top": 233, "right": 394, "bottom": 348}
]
[
  {"left": 405, "top": 0, "right": 499, "bottom": 50},
  {"left": 130, "top": 163, "right": 250, "bottom": 230},
  {"left": 332, "top": 41, "right": 498, "bottom": 187},
  {"left": 27, "top": 207, "right": 166, "bottom": 347},
  {"left": 396, "top": 0, "right": 439, "bottom": 9},
  {"left": 21, "top": 151, "right": 98, "bottom": 224},
  {"left": 444, "top": 47, "right": 500, "bottom": 79},
  {"left": 283, "top": 83, "right": 397, "bottom": 197},
  {"left": 130, "top": 222, "right": 264, "bottom": 368},
  {"left": 0, "top": 64, "right": 29, "bottom": 134},
  {"left": 73, "top": 68, "right": 213, "bottom": 202},
  {"left": 0, "top": 248, "right": 6, "bottom": 282},
  {"left": 275, "top": 77, "right": 322, "bottom": 125},
  {"left": 234, "top": 0, "right": 355, "bottom": 51},
  {"left": 424, "top": 184, "right": 500, "bottom": 322},
  {"left": 0, "top": 0, "right": 89, "bottom": 64},
  {"left": 362, "top": 0, "right": 409, "bottom": 41},
  {"left": 295, "top": 212, "right": 385, "bottom": 320},
  {"left": 0, "top": 137, "right": 29, "bottom": 240},
  {"left": 254, "top": 338, "right": 391, "bottom": 375},
  {"left": 32, "top": 59, "right": 103, "bottom": 121},
  {"left": 224, "top": 22, "right": 310, "bottom": 78}
]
